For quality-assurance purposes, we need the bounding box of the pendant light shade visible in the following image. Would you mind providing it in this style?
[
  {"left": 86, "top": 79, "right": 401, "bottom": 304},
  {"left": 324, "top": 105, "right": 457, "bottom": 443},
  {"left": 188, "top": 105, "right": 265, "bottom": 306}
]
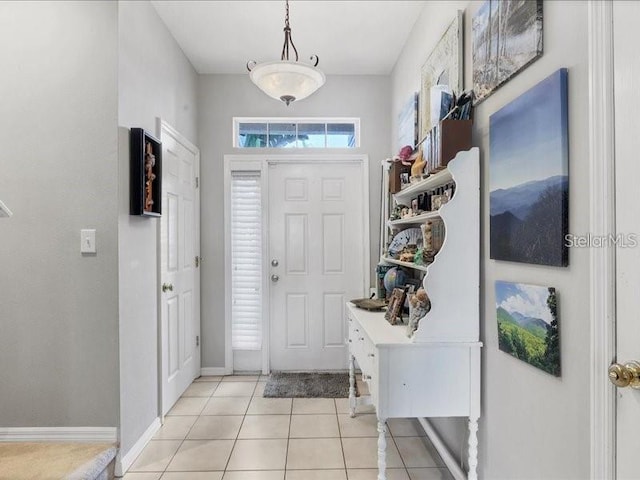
[
  {"left": 249, "top": 61, "right": 325, "bottom": 106},
  {"left": 247, "top": 0, "right": 325, "bottom": 106}
]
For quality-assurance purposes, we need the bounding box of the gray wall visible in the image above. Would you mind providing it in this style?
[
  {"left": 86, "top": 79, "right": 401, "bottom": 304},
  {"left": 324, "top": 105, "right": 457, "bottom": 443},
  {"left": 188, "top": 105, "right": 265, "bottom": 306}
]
[
  {"left": 0, "top": 1, "right": 120, "bottom": 427},
  {"left": 197, "top": 74, "right": 390, "bottom": 368},
  {"left": 118, "top": 0, "right": 198, "bottom": 456},
  {"left": 391, "top": 1, "right": 590, "bottom": 478}
]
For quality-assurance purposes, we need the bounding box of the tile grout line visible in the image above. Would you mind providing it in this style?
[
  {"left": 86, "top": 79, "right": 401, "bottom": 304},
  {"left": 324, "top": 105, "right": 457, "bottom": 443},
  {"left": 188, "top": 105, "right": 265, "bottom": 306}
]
[
  {"left": 159, "top": 380, "right": 219, "bottom": 477},
  {"left": 283, "top": 397, "right": 294, "bottom": 479},
  {"left": 336, "top": 398, "right": 349, "bottom": 479},
  {"left": 387, "top": 421, "right": 412, "bottom": 479},
  {"left": 220, "top": 380, "right": 256, "bottom": 475}
]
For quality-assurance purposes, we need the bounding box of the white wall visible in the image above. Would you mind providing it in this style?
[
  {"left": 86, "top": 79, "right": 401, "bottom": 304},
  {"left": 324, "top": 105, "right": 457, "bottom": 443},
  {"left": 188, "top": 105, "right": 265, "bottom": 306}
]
[
  {"left": 391, "top": 2, "right": 590, "bottom": 478},
  {"left": 117, "top": 0, "right": 198, "bottom": 456},
  {"left": 0, "top": 1, "right": 120, "bottom": 427},
  {"left": 197, "top": 74, "right": 390, "bottom": 369}
]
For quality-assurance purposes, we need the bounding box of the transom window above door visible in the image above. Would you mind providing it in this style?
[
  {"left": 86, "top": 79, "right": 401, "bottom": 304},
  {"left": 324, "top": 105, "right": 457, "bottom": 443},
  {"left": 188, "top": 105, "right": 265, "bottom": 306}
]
[{"left": 233, "top": 117, "right": 360, "bottom": 149}]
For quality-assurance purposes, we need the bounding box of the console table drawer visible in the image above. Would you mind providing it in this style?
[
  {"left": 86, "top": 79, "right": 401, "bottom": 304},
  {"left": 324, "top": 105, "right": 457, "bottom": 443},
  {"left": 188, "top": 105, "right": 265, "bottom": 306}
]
[
  {"left": 378, "top": 346, "right": 472, "bottom": 418},
  {"left": 348, "top": 314, "right": 379, "bottom": 403}
]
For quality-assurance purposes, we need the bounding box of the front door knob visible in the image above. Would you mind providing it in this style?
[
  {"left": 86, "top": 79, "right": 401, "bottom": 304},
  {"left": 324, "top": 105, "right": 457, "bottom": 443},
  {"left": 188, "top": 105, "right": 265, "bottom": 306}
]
[
  {"left": 271, "top": 274, "right": 279, "bottom": 282},
  {"left": 608, "top": 361, "right": 640, "bottom": 389}
]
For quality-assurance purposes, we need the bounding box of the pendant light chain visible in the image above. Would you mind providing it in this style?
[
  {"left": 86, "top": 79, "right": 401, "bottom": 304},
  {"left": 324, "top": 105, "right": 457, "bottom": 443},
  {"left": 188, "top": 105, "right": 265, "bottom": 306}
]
[
  {"left": 246, "top": 0, "right": 325, "bottom": 106},
  {"left": 281, "top": 0, "right": 299, "bottom": 62}
]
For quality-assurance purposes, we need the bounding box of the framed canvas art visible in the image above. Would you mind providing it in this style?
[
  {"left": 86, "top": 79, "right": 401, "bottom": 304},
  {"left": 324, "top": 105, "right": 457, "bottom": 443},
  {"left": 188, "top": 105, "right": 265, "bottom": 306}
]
[
  {"left": 495, "top": 281, "right": 560, "bottom": 377},
  {"left": 397, "top": 92, "right": 419, "bottom": 150},
  {"left": 489, "top": 68, "right": 568, "bottom": 267},
  {"left": 130, "top": 128, "right": 162, "bottom": 217},
  {"left": 385, "top": 288, "right": 406, "bottom": 325},
  {"left": 420, "top": 11, "right": 463, "bottom": 140},
  {"left": 473, "top": 0, "right": 543, "bottom": 104}
]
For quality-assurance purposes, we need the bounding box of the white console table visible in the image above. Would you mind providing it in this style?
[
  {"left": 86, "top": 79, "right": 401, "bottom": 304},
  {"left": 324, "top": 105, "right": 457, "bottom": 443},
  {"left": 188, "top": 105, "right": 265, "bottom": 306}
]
[{"left": 347, "top": 302, "right": 482, "bottom": 480}]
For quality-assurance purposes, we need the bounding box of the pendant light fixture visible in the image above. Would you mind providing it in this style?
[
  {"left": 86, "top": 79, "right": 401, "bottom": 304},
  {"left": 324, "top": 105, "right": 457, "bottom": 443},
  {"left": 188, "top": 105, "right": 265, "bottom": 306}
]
[{"left": 247, "top": 0, "right": 325, "bottom": 106}]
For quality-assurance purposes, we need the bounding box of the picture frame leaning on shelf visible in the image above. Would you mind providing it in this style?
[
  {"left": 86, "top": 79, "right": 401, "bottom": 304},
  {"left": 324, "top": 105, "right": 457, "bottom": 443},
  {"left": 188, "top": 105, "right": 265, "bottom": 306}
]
[{"left": 385, "top": 288, "right": 407, "bottom": 325}]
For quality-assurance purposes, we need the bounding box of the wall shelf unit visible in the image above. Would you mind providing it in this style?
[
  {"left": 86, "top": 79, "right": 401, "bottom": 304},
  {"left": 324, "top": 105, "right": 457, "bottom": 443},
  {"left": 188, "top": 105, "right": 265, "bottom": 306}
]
[
  {"left": 393, "top": 168, "right": 453, "bottom": 205},
  {"left": 380, "top": 257, "right": 429, "bottom": 272},
  {"left": 347, "top": 147, "right": 481, "bottom": 480},
  {"left": 387, "top": 210, "right": 440, "bottom": 227}
]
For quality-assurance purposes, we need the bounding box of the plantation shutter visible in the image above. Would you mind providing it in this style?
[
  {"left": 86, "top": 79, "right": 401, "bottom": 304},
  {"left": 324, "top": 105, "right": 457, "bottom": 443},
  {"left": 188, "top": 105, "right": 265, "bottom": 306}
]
[{"left": 231, "top": 172, "right": 262, "bottom": 350}]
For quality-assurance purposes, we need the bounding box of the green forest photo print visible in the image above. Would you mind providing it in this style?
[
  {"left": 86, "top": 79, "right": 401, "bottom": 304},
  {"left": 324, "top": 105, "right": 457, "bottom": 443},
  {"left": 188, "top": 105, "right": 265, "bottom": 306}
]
[{"left": 495, "top": 280, "right": 560, "bottom": 376}]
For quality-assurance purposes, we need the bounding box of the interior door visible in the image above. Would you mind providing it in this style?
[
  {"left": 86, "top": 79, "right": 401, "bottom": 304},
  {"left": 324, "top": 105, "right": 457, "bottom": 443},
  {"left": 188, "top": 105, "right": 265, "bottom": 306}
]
[
  {"left": 159, "top": 122, "right": 201, "bottom": 415},
  {"left": 269, "top": 160, "right": 366, "bottom": 371},
  {"left": 613, "top": 3, "right": 640, "bottom": 477}
]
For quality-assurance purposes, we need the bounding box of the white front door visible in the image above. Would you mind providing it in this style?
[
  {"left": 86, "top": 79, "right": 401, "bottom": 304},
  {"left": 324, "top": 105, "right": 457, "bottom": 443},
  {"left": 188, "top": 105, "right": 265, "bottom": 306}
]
[
  {"left": 613, "top": 3, "right": 640, "bottom": 477},
  {"left": 159, "top": 122, "right": 201, "bottom": 415},
  {"left": 268, "top": 160, "right": 367, "bottom": 371}
]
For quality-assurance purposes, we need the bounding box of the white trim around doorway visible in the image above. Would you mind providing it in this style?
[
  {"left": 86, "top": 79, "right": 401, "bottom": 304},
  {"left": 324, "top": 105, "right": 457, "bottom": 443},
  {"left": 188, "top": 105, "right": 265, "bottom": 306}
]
[{"left": 587, "top": 2, "right": 616, "bottom": 478}]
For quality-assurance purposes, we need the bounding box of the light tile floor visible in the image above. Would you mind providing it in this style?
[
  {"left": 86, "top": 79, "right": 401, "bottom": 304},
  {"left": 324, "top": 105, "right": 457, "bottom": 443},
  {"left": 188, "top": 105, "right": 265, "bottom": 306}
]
[{"left": 124, "top": 375, "right": 454, "bottom": 480}]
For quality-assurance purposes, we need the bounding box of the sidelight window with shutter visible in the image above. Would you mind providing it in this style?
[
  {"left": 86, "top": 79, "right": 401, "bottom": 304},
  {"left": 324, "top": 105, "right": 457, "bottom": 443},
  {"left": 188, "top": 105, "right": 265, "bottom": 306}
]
[{"left": 230, "top": 172, "right": 262, "bottom": 350}]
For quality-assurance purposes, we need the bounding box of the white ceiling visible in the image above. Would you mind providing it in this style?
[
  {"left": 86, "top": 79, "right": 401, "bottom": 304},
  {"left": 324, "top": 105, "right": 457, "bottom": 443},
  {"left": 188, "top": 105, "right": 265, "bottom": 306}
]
[{"left": 151, "top": 1, "right": 426, "bottom": 75}]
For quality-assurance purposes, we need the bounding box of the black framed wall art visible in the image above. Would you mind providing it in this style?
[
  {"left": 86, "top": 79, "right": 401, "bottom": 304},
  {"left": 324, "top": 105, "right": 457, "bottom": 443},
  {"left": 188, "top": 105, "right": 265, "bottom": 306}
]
[{"left": 130, "top": 128, "right": 162, "bottom": 217}]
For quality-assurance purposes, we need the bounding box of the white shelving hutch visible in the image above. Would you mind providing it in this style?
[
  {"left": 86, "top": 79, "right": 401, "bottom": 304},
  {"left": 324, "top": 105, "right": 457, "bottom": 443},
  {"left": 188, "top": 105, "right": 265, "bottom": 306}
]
[{"left": 346, "top": 148, "right": 481, "bottom": 480}]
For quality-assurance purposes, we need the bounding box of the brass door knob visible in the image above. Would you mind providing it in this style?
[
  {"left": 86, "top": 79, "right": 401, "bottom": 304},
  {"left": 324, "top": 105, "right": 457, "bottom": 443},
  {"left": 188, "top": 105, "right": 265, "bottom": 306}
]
[{"left": 608, "top": 361, "right": 640, "bottom": 389}]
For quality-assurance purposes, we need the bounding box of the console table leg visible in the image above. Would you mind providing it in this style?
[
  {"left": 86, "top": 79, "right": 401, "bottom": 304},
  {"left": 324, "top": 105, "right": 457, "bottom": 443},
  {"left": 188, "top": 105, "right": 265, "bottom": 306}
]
[
  {"left": 349, "top": 354, "right": 356, "bottom": 418},
  {"left": 468, "top": 416, "right": 479, "bottom": 480},
  {"left": 377, "top": 418, "right": 387, "bottom": 480}
]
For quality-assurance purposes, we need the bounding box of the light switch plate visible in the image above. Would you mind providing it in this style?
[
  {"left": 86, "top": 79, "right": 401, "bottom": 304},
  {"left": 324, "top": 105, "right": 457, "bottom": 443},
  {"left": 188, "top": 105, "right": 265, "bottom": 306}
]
[
  {"left": 0, "top": 200, "right": 12, "bottom": 218},
  {"left": 81, "top": 229, "right": 96, "bottom": 254}
]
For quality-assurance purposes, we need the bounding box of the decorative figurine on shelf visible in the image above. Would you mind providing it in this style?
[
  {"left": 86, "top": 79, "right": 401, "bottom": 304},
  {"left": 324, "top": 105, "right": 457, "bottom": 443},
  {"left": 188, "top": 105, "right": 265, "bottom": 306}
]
[
  {"left": 407, "top": 288, "right": 430, "bottom": 337},
  {"left": 389, "top": 204, "right": 408, "bottom": 221},
  {"left": 422, "top": 222, "right": 433, "bottom": 252},
  {"left": 393, "top": 145, "right": 414, "bottom": 164},
  {"left": 392, "top": 145, "right": 422, "bottom": 190},
  {"left": 401, "top": 206, "right": 413, "bottom": 219},
  {"left": 414, "top": 248, "right": 429, "bottom": 266},
  {"left": 398, "top": 244, "right": 418, "bottom": 263},
  {"left": 144, "top": 141, "right": 156, "bottom": 211},
  {"left": 421, "top": 218, "right": 445, "bottom": 255},
  {"left": 410, "top": 148, "right": 426, "bottom": 179},
  {"left": 411, "top": 198, "right": 421, "bottom": 216}
]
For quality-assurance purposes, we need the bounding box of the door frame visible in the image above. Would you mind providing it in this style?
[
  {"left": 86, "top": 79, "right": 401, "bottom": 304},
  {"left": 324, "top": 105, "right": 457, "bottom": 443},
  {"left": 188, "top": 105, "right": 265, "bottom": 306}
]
[
  {"left": 587, "top": 2, "right": 616, "bottom": 478},
  {"left": 224, "top": 154, "right": 370, "bottom": 375},
  {"left": 156, "top": 118, "right": 201, "bottom": 417}
]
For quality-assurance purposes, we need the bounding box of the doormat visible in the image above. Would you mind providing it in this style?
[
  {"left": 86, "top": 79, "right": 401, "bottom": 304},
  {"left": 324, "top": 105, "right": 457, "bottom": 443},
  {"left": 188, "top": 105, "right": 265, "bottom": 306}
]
[{"left": 263, "top": 372, "right": 354, "bottom": 398}]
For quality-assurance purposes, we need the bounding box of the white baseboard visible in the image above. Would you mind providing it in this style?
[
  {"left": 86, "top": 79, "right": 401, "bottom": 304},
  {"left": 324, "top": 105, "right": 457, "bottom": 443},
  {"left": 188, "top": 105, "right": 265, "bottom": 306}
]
[
  {"left": 0, "top": 427, "right": 118, "bottom": 442},
  {"left": 115, "top": 417, "right": 161, "bottom": 477},
  {"left": 418, "top": 418, "right": 466, "bottom": 480},
  {"left": 200, "top": 367, "right": 229, "bottom": 376}
]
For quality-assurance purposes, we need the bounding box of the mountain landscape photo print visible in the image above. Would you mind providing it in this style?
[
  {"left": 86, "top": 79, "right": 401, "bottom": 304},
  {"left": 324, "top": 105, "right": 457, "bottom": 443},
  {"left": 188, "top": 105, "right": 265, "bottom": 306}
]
[
  {"left": 495, "top": 281, "right": 560, "bottom": 376},
  {"left": 489, "top": 68, "right": 568, "bottom": 266}
]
